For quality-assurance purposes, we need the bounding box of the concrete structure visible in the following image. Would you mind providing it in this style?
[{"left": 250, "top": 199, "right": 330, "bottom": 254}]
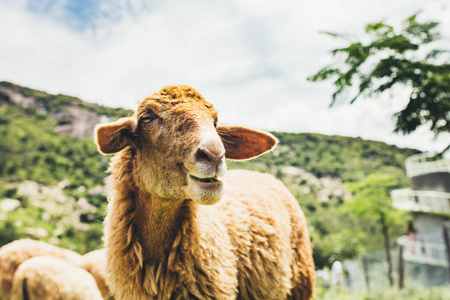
[{"left": 392, "top": 152, "right": 450, "bottom": 286}]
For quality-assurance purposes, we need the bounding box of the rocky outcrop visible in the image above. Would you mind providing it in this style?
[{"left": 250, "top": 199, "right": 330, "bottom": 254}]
[
  {"left": 0, "top": 83, "right": 112, "bottom": 138},
  {"left": 1, "top": 180, "right": 105, "bottom": 242},
  {"left": 53, "top": 106, "right": 110, "bottom": 138},
  {"left": 281, "top": 166, "right": 351, "bottom": 202}
]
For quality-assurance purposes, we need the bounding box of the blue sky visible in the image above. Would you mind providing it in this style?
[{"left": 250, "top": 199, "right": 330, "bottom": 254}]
[
  {"left": 1, "top": 0, "right": 449, "bottom": 152},
  {"left": 25, "top": 0, "right": 126, "bottom": 31}
]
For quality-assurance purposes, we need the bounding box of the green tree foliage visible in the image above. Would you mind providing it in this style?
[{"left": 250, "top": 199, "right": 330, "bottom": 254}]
[
  {"left": 229, "top": 132, "right": 417, "bottom": 182},
  {"left": 344, "top": 174, "right": 408, "bottom": 286},
  {"left": 312, "top": 229, "right": 365, "bottom": 269},
  {"left": 0, "top": 105, "right": 107, "bottom": 187},
  {"left": 308, "top": 14, "right": 450, "bottom": 142}
]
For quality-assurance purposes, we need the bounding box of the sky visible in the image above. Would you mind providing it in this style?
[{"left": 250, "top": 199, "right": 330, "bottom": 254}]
[{"left": 0, "top": 0, "right": 449, "bottom": 153}]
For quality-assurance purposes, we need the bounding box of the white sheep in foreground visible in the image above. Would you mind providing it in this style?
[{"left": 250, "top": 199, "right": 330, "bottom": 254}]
[
  {"left": 80, "top": 249, "right": 113, "bottom": 300},
  {"left": 0, "top": 239, "right": 82, "bottom": 299},
  {"left": 10, "top": 256, "right": 103, "bottom": 300},
  {"left": 96, "top": 85, "right": 315, "bottom": 299}
]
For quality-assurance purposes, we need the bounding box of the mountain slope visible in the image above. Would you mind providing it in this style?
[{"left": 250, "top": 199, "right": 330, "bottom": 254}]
[{"left": 0, "top": 82, "right": 419, "bottom": 262}]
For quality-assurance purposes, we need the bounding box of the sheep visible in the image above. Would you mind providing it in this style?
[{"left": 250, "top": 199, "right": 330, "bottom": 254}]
[
  {"left": 0, "top": 239, "right": 112, "bottom": 300},
  {"left": 80, "top": 249, "right": 113, "bottom": 300},
  {"left": 0, "top": 239, "right": 83, "bottom": 299},
  {"left": 95, "top": 85, "right": 315, "bottom": 300},
  {"left": 10, "top": 256, "right": 103, "bottom": 300}
]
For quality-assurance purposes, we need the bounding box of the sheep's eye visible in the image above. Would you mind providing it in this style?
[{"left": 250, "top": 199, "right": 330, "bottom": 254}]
[{"left": 140, "top": 113, "right": 156, "bottom": 124}]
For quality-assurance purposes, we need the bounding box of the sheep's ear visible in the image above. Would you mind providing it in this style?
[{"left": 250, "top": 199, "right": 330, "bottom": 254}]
[
  {"left": 95, "top": 117, "right": 137, "bottom": 154},
  {"left": 217, "top": 125, "right": 278, "bottom": 160}
]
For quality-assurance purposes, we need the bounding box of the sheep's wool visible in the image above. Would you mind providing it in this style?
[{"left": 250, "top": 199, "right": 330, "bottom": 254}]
[{"left": 100, "top": 85, "right": 315, "bottom": 300}]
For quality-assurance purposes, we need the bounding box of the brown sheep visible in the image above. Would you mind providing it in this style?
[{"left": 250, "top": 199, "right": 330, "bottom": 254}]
[
  {"left": 0, "top": 239, "right": 82, "bottom": 299},
  {"left": 96, "top": 85, "right": 315, "bottom": 299},
  {"left": 10, "top": 256, "right": 103, "bottom": 300}
]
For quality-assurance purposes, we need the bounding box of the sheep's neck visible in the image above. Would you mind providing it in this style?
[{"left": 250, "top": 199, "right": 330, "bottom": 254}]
[{"left": 133, "top": 191, "right": 197, "bottom": 261}]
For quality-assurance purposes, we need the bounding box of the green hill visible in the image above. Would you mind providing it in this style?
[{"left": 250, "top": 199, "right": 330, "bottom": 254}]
[{"left": 0, "top": 82, "right": 419, "bottom": 265}]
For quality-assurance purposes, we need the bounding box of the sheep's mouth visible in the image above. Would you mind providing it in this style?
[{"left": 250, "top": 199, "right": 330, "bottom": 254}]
[
  {"left": 187, "top": 174, "right": 224, "bottom": 205},
  {"left": 190, "top": 175, "right": 219, "bottom": 183},
  {"left": 189, "top": 175, "right": 223, "bottom": 191}
]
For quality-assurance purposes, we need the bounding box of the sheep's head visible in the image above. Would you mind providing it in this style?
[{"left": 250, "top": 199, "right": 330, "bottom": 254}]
[{"left": 95, "top": 85, "right": 277, "bottom": 205}]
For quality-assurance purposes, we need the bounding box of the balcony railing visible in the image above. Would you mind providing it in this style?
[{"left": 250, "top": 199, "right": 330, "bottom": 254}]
[
  {"left": 397, "top": 236, "right": 448, "bottom": 267},
  {"left": 391, "top": 188, "right": 450, "bottom": 215},
  {"left": 405, "top": 152, "right": 450, "bottom": 178}
]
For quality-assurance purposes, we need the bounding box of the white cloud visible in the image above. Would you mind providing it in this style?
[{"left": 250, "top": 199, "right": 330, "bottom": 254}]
[{"left": 0, "top": 0, "right": 448, "bottom": 152}]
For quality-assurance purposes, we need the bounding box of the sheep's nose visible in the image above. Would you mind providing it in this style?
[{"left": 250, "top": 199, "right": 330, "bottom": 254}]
[{"left": 195, "top": 147, "right": 225, "bottom": 165}]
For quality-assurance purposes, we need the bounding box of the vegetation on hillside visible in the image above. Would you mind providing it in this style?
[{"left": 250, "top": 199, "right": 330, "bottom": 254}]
[
  {"left": 0, "top": 105, "right": 106, "bottom": 186},
  {"left": 0, "top": 84, "right": 418, "bottom": 267},
  {"left": 229, "top": 132, "right": 417, "bottom": 182},
  {"left": 0, "top": 81, "right": 132, "bottom": 119}
]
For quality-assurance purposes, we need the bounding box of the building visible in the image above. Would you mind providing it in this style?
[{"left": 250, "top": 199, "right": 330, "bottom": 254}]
[{"left": 391, "top": 152, "right": 450, "bottom": 286}]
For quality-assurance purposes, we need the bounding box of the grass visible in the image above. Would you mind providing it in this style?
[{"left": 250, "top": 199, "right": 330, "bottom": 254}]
[{"left": 315, "top": 284, "right": 450, "bottom": 300}]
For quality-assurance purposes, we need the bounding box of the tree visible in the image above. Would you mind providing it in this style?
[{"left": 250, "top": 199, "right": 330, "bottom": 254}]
[
  {"left": 308, "top": 14, "right": 450, "bottom": 149},
  {"left": 344, "top": 174, "right": 407, "bottom": 286},
  {"left": 311, "top": 229, "right": 365, "bottom": 269}
]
